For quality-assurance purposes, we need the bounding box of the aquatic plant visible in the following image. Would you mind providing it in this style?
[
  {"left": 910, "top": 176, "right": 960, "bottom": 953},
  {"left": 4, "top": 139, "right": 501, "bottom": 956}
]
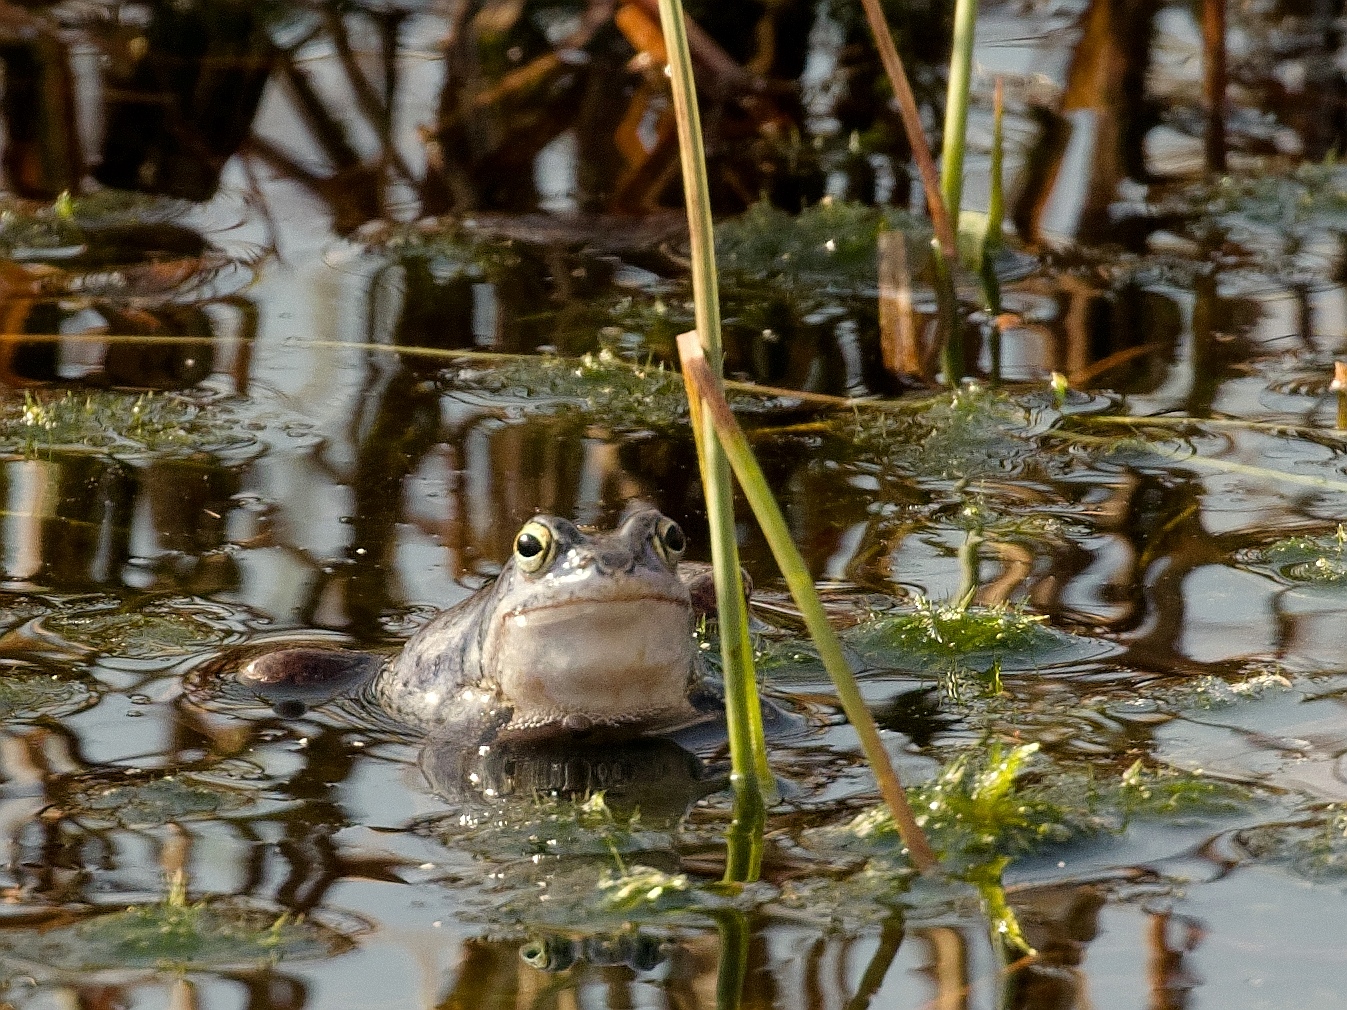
[
  {"left": 1205, "top": 160, "right": 1347, "bottom": 233},
  {"left": 658, "top": 0, "right": 775, "bottom": 865},
  {"left": 857, "top": 598, "right": 1050, "bottom": 663},
  {"left": 597, "top": 865, "right": 692, "bottom": 913},
  {"left": 0, "top": 876, "right": 348, "bottom": 971},
  {"left": 1115, "top": 759, "right": 1251, "bottom": 821},
  {"left": 850, "top": 743, "right": 1087, "bottom": 859},
  {"left": 1153, "top": 159, "right": 1347, "bottom": 279},
  {"left": 849, "top": 383, "right": 1041, "bottom": 481},
  {"left": 856, "top": 0, "right": 960, "bottom": 373},
  {"left": 0, "top": 662, "right": 99, "bottom": 721},
  {"left": 0, "top": 390, "right": 256, "bottom": 461},
  {"left": 1181, "top": 668, "right": 1294, "bottom": 709},
  {"left": 715, "top": 200, "right": 928, "bottom": 295},
  {"left": 56, "top": 770, "right": 255, "bottom": 828},
  {"left": 1241, "top": 525, "right": 1347, "bottom": 584},
  {"left": 679, "top": 335, "right": 938, "bottom": 872},
  {"left": 0, "top": 191, "right": 81, "bottom": 254},
  {"left": 1290, "top": 805, "right": 1347, "bottom": 876},
  {"left": 0, "top": 190, "right": 182, "bottom": 257},
  {"left": 847, "top": 596, "right": 1076, "bottom": 690},
  {"left": 425, "top": 791, "right": 674, "bottom": 860},
  {"left": 39, "top": 598, "right": 241, "bottom": 659},
  {"left": 940, "top": 0, "right": 977, "bottom": 227},
  {"left": 450, "top": 349, "right": 691, "bottom": 431},
  {"left": 822, "top": 746, "right": 1251, "bottom": 866},
  {"left": 1237, "top": 804, "right": 1347, "bottom": 882},
  {"left": 354, "top": 218, "right": 522, "bottom": 280},
  {"left": 814, "top": 741, "right": 1076, "bottom": 955}
]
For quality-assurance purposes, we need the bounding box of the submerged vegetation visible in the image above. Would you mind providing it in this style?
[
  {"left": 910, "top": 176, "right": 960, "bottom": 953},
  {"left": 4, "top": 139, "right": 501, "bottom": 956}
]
[
  {"left": 0, "top": 661, "right": 99, "bottom": 720},
  {"left": 37, "top": 597, "right": 242, "bottom": 658},
  {"left": 844, "top": 743, "right": 1088, "bottom": 859},
  {"left": 0, "top": 880, "right": 350, "bottom": 972},
  {"left": 0, "top": 190, "right": 179, "bottom": 258},
  {"left": 450, "top": 350, "right": 691, "bottom": 431},
  {"left": 716, "top": 200, "right": 929, "bottom": 295},
  {"left": 1239, "top": 805, "right": 1347, "bottom": 881},
  {"left": 852, "top": 597, "right": 1056, "bottom": 675},
  {"left": 1242, "top": 525, "right": 1347, "bottom": 584},
  {"left": 819, "top": 747, "right": 1250, "bottom": 868},
  {"left": 1, "top": 390, "right": 255, "bottom": 460},
  {"left": 55, "top": 769, "right": 256, "bottom": 828}
]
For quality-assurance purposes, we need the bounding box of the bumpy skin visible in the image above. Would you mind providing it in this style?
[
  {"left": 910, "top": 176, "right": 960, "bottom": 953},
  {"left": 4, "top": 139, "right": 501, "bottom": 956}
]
[{"left": 373, "top": 510, "right": 702, "bottom": 740}]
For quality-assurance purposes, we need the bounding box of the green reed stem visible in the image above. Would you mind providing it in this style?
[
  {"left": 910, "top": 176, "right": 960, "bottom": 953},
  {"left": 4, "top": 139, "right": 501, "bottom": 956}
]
[
  {"left": 940, "top": 0, "right": 978, "bottom": 222},
  {"left": 939, "top": 0, "right": 978, "bottom": 384},
  {"left": 657, "top": 0, "right": 775, "bottom": 828},
  {"left": 678, "top": 332, "right": 939, "bottom": 874},
  {"left": 712, "top": 910, "right": 751, "bottom": 1010},
  {"left": 965, "top": 859, "right": 1035, "bottom": 959},
  {"left": 935, "top": 259, "right": 962, "bottom": 384},
  {"left": 722, "top": 784, "right": 766, "bottom": 882}
]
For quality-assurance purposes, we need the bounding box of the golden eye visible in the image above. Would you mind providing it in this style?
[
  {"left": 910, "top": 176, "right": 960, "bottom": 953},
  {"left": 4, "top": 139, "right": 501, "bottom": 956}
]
[
  {"left": 652, "top": 517, "right": 686, "bottom": 565},
  {"left": 514, "top": 521, "right": 555, "bottom": 574}
]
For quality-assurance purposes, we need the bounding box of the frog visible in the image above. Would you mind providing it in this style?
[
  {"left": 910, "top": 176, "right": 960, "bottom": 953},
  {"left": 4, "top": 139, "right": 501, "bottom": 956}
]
[{"left": 238, "top": 509, "right": 720, "bottom": 745}]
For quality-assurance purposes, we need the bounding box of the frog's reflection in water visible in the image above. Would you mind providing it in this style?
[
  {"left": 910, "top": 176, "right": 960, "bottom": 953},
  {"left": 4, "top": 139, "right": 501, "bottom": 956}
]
[{"left": 419, "top": 734, "right": 718, "bottom": 824}]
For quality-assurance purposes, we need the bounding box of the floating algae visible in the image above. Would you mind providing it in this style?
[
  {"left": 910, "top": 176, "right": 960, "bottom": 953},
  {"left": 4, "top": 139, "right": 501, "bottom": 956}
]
[
  {"left": 54, "top": 768, "right": 257, "bottom": 828},
  {"left": 1237, "top": 804, "right": 1347, "bottom": 882},
  {"left": 807, "top": 745, "right": 1251, "bottom": 868},
  {"left": 0, "top": 660, "right": 100, "bottom": 721},
  {"left": 848, "top": 596, "right": 1101, "bottom": 679},
  {"left": 0, "top": 390, "right": 258, "bottom": 462},
  {"left": 1239, "top": 525, "right": 1347, "bottom": 584},
  {"left": 449, "top": 350, "right": 691, "bottom": 431},
  {"left": 36, "top": 597, "right": 242, "bottom": 659},
  {"left": 0, "top": 890, "right": 353, "bottom": 973}
]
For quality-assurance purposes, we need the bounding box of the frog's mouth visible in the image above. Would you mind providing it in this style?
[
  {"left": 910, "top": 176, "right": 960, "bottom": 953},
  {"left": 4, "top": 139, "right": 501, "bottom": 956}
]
[{"left": 491, "top": 594, "right": 698, "bottom": 728}]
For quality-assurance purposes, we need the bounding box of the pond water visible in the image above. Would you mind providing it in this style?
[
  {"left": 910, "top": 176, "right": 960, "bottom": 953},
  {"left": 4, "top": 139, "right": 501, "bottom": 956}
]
[{"left": 2, "top": 0, "right": 1347, "bottom": 1006}]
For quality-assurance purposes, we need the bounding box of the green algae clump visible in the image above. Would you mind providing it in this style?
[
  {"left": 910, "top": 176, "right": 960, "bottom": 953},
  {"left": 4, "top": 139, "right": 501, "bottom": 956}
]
[
  {"left": 596, "top": 865, "right": 692, "bottom": 913},
  {"left": 716, "top": 200, "right": 927, "bottom": 294},
  {"left": 861, "top": 743, "right": 1086, "bottom": 861},
  {"left": 1116, "top": 759, "right": 1252, "bottom": 820},
  {"left": 1241, "top": 525, "right": 1347, "bottom": 584},
  {"left": 0, "top": 390, "right": 256, "bottom": 461},
  {"left": 58, "top": 771, "right": 254, "bottom": 828},
  {"left": 450, "top": 349, "right": 690, "bottom": 431},
  {"left": 38, "top": 598, "right": 239, "bottom": 659},
  {"left": 0, "top": 875, "right": 351, "bottom": 972},
  {"left": 850, "top": 596, "right": 1059, "bottom": 678},
  {"left": 0, "top": 662, "right": 100, "bottom": 721}
]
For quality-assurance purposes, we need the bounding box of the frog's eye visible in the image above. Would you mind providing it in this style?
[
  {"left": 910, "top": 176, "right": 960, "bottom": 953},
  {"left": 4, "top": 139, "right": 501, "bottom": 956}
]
[
  {"left": 652, "top": 517, "right": 686, "bottom": 565},
  {"left": 514, "top": 521, "right": 556, "bottom": 574}
]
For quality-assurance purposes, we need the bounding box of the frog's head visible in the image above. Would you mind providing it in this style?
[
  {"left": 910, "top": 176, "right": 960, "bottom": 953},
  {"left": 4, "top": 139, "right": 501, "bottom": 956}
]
[{"left": 483, "top": 509, "right": 699, "bottom": 731}]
